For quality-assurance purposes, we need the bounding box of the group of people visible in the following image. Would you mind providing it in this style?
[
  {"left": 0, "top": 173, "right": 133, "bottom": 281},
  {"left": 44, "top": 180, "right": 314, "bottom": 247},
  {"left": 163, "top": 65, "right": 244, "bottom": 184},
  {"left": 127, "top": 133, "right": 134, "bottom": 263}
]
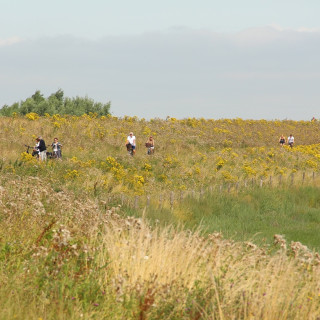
[
  {"left": 125, "top": 132, "right": 155, "bottom": 156},
  {"left": 32, "top": 131, "right": 295, "bottom": 161},
  {"left": 279, "top": 134, "right": 294, "bottom": 148},
  {"left": 32, "top": 132, "right": 151, "bottom": 162},
  {"left": 33, "top": 136, "right": 62, "bottom": 161}
]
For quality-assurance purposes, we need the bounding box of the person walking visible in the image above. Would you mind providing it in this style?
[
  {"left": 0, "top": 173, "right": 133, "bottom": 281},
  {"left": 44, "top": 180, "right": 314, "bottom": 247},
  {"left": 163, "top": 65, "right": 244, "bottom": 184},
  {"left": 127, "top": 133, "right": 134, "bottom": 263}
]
[
  {"left": 145, "top": 136, "right": 155, "bottom": 154},
  {"left": 279, "top": 135, "right": 286, "bottom": 147},
  {"left": 51, "top": 137, "right": 62, "bottom": 159},
  {"left": 35, "top": 136, "right": 47, "bottom": 161},
  {"left": 126, "top": 132, "right": 136, "bottom": 155},
  {"left": 288, "top": 134, "right": 294, "bottom": 148}
]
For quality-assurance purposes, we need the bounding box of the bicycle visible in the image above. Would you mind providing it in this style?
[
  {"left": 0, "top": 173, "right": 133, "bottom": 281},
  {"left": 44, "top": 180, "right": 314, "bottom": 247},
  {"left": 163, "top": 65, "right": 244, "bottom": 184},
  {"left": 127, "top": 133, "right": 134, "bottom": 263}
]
[
  {"left": 25, "top": 144, "right": 39, "bottom": 157},
  {"left": 145, "top": 142, "right": 154, "bottom": 155},
  {"left": 24, "top": 144, "right": 54, "bottom": 159},
  {"left": 126, "top": 143, "right": 134, "bottom": 156}
]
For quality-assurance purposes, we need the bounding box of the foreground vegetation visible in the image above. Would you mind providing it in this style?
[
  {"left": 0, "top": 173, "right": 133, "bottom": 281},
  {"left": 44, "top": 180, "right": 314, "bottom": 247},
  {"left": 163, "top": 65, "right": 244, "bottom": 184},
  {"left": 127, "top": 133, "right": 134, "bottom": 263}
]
[
  {"left": 1, "top": 113, "right": 320, "bottom": 318},
  {"left": 0, "top": 175, "right": 319, "bottom": 319}
]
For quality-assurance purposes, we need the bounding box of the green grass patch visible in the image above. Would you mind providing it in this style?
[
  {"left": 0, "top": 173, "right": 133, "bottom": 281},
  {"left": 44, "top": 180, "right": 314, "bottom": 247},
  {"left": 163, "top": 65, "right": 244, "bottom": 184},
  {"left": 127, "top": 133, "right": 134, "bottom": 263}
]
[{"left": 133, "top": 186, "right": 320, "bottom": 251}]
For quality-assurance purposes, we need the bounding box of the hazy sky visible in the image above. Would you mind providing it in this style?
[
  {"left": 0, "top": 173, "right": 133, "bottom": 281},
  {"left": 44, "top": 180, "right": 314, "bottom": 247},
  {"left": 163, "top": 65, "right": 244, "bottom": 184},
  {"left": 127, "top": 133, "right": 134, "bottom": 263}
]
[{"left": 1, "top": 0, "right": 320, "bottom": 119}]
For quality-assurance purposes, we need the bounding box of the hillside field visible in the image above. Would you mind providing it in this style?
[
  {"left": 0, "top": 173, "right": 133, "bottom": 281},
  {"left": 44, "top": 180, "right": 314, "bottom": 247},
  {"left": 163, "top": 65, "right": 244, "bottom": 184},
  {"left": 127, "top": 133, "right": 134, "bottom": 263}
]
[{"left": 0, "top": 114, "right": 320, "bottom": 319}]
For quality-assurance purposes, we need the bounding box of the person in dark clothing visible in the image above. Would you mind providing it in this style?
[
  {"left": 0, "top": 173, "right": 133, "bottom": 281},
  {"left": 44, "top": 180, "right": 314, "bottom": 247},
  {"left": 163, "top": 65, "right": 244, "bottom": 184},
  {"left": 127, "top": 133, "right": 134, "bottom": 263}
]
[
  {"left": 279, "top": 134, "right": 286, "bottom": 147},
  {"left": 35, "top": 136, "right": 47, "bottom": 161}
]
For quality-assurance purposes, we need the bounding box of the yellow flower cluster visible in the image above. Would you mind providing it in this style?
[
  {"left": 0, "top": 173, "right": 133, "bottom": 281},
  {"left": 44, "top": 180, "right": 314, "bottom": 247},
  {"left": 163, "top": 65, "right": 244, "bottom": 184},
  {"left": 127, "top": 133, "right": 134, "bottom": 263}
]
[
  {"left": 143, "top": 163, "right": 152, "bottom": 171},
  {"left": 221, "top": 170, "right": 238, "bottom": 182},
  {"left": 101, "top": 157, "right": 126, "bottom": 181},
  {"left": 64, "top": 169, "right": 80, "bottom": 179},
  {"left": 25, "top": 112, "right": 39, "bottom": 121},
  {"left": 242, "top": 165, "right": 257, "bottom": 177},
  {"left": 163, "top": 155, "right": 179, "bottom": 168},
  {"left": 20, "top": 152, "right": 35, "bottom": 163},
  {"left": 216, "top": 157, "right": 226, "bottom": 171}
]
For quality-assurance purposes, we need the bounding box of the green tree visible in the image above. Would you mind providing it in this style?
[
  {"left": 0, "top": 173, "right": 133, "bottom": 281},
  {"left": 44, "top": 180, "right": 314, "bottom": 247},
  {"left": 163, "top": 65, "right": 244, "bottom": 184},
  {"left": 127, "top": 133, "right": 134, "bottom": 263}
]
[
  {"left": 31, "top": 90, "right": 45, "bottom": 103},
  {"left": 0, "top": 90, "right": 111, "bottom": 117}
]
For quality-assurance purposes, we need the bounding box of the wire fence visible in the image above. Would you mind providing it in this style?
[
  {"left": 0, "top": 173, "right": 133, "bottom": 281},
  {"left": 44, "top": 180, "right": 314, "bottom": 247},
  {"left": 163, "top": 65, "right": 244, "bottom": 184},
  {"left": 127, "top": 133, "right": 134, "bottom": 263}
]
[{"left": 104, "top": 171, "right": 320, "bottom": 210}]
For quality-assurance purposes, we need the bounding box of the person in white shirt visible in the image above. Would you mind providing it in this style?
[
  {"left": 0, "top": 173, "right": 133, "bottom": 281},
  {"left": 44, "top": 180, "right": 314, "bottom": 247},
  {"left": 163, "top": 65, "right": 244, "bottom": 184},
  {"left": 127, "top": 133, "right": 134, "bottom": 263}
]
[
  {"left": 288, "top": 134, "right": 294, "bottom": 148},
  {"left": 126, "top": 132, "right": 136, "bottom": 155}
]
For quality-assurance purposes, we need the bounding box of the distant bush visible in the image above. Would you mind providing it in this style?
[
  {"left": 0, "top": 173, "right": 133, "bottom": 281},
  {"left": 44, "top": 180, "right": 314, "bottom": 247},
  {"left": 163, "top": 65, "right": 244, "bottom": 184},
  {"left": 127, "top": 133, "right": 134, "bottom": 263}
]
[{"left": 0, "top": 89, "right": 111, "bottom": 116}]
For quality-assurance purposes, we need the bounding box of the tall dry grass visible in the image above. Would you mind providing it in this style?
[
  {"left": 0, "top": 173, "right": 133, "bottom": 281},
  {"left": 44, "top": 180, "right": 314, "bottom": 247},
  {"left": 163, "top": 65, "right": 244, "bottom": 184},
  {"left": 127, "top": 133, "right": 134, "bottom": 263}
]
[
  {"left": 96, "top": 212, "right": 320, "bottom": 319},
  {"left": 0, "top": 173, "right": 319, "bottom": 319}
]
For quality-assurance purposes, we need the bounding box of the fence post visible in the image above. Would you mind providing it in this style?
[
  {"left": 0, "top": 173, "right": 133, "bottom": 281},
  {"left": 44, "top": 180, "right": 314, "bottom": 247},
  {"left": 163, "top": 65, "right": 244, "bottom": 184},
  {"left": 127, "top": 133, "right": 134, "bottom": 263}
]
[
  {"left": 302, "top": 172, "right": 305, "bottom": 184},
  {"left": 170, "top": 191, "right": 174, "bottom": 209},
  {"left": 200, "top": 187, "right": 204, "bottom": 199},
  {"left": 269, "top": 176, "right": 272, "bottom": 186},
  {"left": 134, "top": 196, "right": 139, "bottom": 209},
  {"left": 313, "top": 171, "right": 315, "bottom": 182},
  {"left": 159, "top": 194, "right": 163, "bottom": 208},
  {"left": 290, "top": 173, "right": 294, "bottom": 185},
  {"left": 121, "top": 193, "right": 125, "bottom": 206},
  {"left": 259, "top": 178, "right": 263, "bottom": 188},
  {"left": 251, "top": 178, "right": 254, "bottom": 187},
  {"left": 219, "top": 185, "right": 223, "bottom": 193},
  {"left": 279, "top": 175, "right": 282, "bottom": 186},
  {"left": 146, "top": 195, "right": 150, "bottom": 207},
  {"left": 179, "top": 190, "right": 184, "bottom": 202}
]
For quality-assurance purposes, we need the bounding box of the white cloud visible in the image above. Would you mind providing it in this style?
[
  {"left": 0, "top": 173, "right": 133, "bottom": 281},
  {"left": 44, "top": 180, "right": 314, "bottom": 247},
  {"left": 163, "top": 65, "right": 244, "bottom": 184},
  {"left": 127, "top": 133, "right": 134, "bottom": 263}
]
[
  {"left": 0, "top": 37, "right": 22, "bottom": 47},
  {"left": 296, "top": 27, "right": 320, "bottom": 33},
  {"left": 268, "top": 24, "right": 320, "bottom": 33},
  {"left": 234, "top": 25, "right": 320, "bottom": 46}
]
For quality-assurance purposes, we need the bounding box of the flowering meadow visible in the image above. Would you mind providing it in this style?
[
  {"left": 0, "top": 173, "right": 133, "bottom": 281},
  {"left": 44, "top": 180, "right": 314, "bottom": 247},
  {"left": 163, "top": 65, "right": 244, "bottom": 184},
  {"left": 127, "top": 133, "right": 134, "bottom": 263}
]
[
  {"left": 0, "top": 114, "right": 320, "bottom": 319},
  {"left": 2, "top": 114, "right": 320, "bottom": 195}
]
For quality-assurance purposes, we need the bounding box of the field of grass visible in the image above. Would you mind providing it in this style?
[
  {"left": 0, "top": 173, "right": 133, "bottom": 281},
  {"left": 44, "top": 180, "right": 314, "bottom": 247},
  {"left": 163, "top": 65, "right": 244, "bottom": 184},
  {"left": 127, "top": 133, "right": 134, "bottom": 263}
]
[
  {"left": 0, "top": 114, "right": 320, "bottom": 319},
  {"left": 134, "top": 186, "right": 320, "bottom": 251}
]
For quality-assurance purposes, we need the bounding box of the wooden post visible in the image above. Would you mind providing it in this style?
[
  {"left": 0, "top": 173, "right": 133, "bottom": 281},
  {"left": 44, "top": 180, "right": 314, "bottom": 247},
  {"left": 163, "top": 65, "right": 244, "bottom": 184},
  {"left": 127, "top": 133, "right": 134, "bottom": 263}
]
[
  {"left": 279, "top": 175, "right": 282, "bottom": 186},
  {"left": 219, "top": 185, "right": 223, "bottom": 193},
  {"left": 236, "top": 182, "right": 239, "bottom": 192},
  {"left": 244, "top": 180, "right": 247, "bottom": 188},
  {"left": 251, "top": 178, "right": 254, "bottom": 187},
  {"left": 146, "top": 195, "right": 150, "bottom": 207},
  {"left": 170, "top": 191, "right": 174, "bottom": 209},
  {"left": 192, "top": 190, "right": 195, "bottom": 199},
  {"left": 313, "top": 171, "right": 315, "bottom": 182},
  {"left": 200, "top": 187, "right": 204, "bottom": 199},
  {"left": 269, "top": 176, "right": 272, "bottom": 186},
  {"left": 159, "top": 194, "right": 163, "bottom": 208},
  {"left": 260, "top": 178, "right": 263, "bottom": 188},
  {"left": 180, "top": 190, "right": 184, "bottom": 202},
  {"left": 290, "top": 173, "right": 294, "bottom": 185},
  {"left": 134, "top": 196, "right": 139, "bottom": 209},
  {"left": 302, "top": 172, "right": 305, "bottom": 184},
  {"left": 121, "top": 193, "right": 125, "bottom": 206}
]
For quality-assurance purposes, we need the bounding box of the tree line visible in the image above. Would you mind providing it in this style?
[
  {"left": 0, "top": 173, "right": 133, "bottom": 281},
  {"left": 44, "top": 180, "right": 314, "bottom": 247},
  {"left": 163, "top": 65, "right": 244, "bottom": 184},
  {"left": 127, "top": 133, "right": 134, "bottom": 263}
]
[{"left": 0, "top": 90, "right": 111, "bottom": 116}]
